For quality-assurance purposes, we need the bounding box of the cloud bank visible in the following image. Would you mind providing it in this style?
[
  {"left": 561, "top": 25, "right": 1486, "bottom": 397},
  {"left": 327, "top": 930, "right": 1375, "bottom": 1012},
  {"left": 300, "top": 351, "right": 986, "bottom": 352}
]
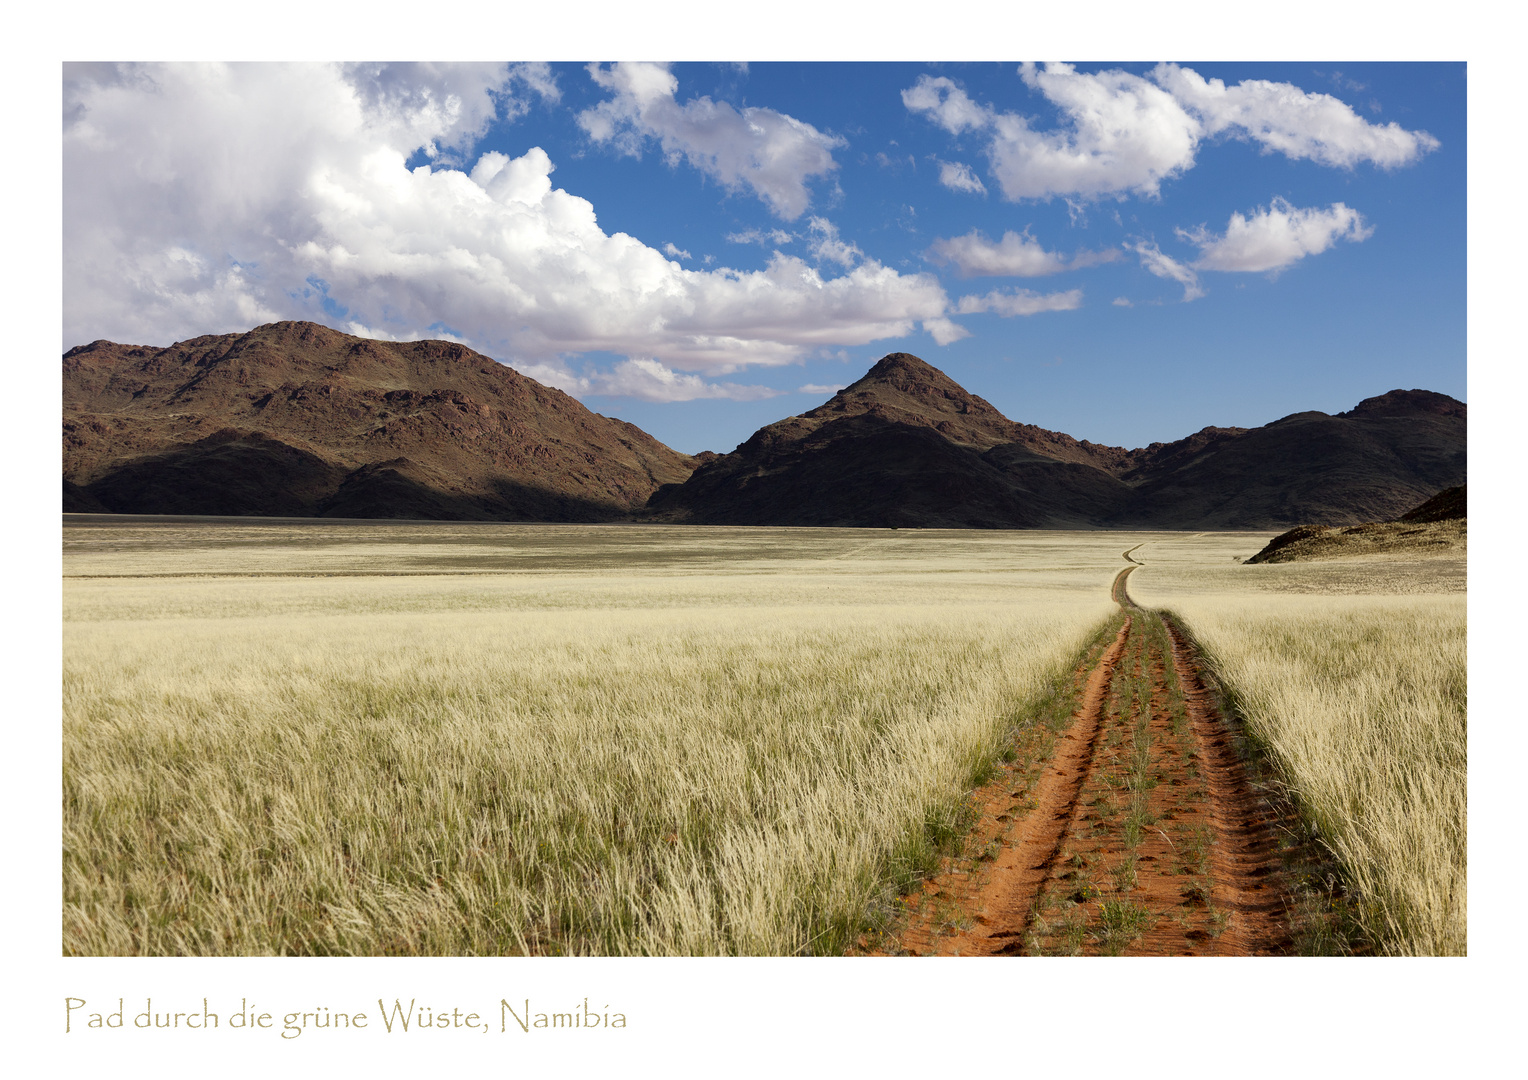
[{"left": 64, "top": 63, "right": 955, "bottom": 402}]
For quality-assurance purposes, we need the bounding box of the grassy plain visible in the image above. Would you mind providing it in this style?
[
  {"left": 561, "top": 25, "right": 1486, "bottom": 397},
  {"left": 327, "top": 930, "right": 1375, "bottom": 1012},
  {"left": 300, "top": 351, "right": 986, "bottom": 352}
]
[
  {"left": 1128, "top": 535, "right": 1467, "bottom": 955},
  {"left": 64, "top": 520, "right": 1126, "bottom": 956},
  {"left": 63, "top": 521, "right": 1468, "bottom": 957}
]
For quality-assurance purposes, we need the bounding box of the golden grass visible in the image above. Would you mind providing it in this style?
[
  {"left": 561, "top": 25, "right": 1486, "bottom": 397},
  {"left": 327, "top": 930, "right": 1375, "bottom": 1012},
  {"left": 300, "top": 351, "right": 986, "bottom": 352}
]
[
  {"left": 1131, "top": 535, "right": 1466, "bottom": 955},
  {"left": 64, "top": 523, "right": 1121, "bottom": 956},
  {"left": 64, "top": 523, "right": 1469, "bottom": 956}
]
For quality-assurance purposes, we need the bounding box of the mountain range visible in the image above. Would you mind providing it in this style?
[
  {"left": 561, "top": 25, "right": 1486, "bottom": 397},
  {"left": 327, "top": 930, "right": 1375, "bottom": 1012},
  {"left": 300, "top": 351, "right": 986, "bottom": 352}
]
[{"left": 63, "top": 323, "right": 1466, "bottom": 529}]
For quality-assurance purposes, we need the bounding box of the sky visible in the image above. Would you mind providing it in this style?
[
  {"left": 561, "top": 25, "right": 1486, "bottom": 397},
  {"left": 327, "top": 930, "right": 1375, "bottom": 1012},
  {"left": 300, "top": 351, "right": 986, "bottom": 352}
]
[{"left": 62, "top": 61, "right": 1466, "bottom": 454}]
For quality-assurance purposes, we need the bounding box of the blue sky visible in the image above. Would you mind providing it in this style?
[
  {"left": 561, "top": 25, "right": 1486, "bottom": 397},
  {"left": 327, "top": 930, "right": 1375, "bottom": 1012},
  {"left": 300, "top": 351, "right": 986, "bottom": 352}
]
[{"left": 63, "top": 61, "right": 1465, "bottom": 453}]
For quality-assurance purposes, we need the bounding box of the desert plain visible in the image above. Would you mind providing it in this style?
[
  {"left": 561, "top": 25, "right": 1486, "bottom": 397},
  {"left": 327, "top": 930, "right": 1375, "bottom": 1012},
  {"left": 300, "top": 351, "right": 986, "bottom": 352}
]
[{"left": 62, "top": 518, "right": 1465, "bottom": 957}]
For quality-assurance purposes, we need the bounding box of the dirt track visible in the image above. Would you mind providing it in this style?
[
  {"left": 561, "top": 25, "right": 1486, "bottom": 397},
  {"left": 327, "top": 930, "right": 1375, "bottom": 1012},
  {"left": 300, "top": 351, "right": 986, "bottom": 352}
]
[{"left": 870, "top": 551, "right": 1295, "bottom": 956}]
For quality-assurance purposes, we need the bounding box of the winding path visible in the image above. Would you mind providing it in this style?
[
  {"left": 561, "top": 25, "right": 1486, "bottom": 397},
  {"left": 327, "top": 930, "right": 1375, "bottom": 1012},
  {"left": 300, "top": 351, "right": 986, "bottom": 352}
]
[{"left": 878, "top": 545, "right": 1294, "bottom": 956}]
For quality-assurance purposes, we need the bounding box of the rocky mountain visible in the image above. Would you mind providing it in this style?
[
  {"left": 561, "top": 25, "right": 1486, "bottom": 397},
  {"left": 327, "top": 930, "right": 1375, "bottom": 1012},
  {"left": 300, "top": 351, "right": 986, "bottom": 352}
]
[
  {"left": 647, "top": 353, "right": 1466, "bottom": 530},
  {"left": 63, "top": 321, "right": 695, "bottom": 520},
  {"left": 64, "top": 330, "right": 1466, "bottom": 530},
  {"left": 1115, "top": 390, "right": 1467, "bottom": 529}
]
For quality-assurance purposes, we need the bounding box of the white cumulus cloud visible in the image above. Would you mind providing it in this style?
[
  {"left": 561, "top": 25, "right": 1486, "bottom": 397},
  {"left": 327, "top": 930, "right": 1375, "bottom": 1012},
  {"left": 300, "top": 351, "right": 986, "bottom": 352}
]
[
  {"left": 1151, "top": 64, "right": 1439, "bottom": 169},
  {"left": 903, "top": 63, "right": 1440, "bottom": 203},
  {"left": 990, "top": 63, "right": 1202, "bottom": 201},
  {"left": 929, "top": 229, "right": 1119, "bottom": 277},
  {"left": 578, "top": 62, "right": 843, "bottom": 220},
  {"left": 64, "top": 62, "right": 953, "bottom": 397},
  {"left": 662, "top": 242, "right": 692, "bottom": 260},
  {"left": 903, "top": 65, "right": 1200, "bottom": 201},
  {"left": 1180, "top": 198, "right": 1374, "bottom": 272},
  {"left": 900, "top": 76, "right": 991, "bottom": 134},
  {"left": 954, "top": 288, "right": 1083, "bottom": 317}
]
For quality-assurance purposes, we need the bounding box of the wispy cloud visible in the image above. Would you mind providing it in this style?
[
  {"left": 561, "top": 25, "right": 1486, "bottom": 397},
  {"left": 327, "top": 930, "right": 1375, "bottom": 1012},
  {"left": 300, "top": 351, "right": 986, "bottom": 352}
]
[
  {"left": 806, "top": 218, "right": 862, "bottom": 267},
  {"left": 936, "top": 160, "right": 987, "bottom": 195},
  {"left": 929, "top": 229, "right": 1119, "bottom": 278},
  {"left": 511, "top": 357, "right": 786, "bottom": 403},
  {"left": 727, "top": 227, "right": 795, "bottom": 247},
  {"left": 578, "top": 62, "right": 844, "bottom": 220},
  {"left": 954, "top": 288, "right": 1083, "bottom": 317},
  {"left": 1129, "top": 241, "right": 1204, "bottom": 301}
]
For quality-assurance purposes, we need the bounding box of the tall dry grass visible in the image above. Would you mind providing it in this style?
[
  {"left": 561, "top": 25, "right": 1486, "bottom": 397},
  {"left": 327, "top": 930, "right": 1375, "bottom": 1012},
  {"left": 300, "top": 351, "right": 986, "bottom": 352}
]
[
  {"left": 1133, "top": 544, "right": 1466, "bottom": 956},
  {"left": 65, "top": 525, "right": 1119, "bottom": 955}
]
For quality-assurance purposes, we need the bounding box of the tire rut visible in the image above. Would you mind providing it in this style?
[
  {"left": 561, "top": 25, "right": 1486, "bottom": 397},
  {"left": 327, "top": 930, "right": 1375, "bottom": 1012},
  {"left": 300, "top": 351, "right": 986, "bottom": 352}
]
[
  {"left": 1161, "top": 615, "right": 1292, "bottom": 954},
  {"left": 863, "top": 550, "right": 1298, "bottom": 956}
]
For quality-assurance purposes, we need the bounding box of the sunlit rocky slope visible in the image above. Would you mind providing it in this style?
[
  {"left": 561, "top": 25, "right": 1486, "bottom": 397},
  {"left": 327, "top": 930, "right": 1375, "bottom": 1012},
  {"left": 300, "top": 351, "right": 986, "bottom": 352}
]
[{"left": 63, "top": 321, "right": 695, "bottom": 520}]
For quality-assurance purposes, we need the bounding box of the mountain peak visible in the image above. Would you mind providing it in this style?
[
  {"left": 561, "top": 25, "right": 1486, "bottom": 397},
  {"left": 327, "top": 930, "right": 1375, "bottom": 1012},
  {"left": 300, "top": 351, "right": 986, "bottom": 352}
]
[
  {"left": 845, "top": 351, "right": 974, "bottom": 399},
  {"left": 1341, "top": 389, "right": 1466, "bottom": 420},
  {"left": 861, "top": 350, "right": 947, "bottom": 382},
  {"left": 797, "top": 352, "right": 1016, "bottom": 451}
]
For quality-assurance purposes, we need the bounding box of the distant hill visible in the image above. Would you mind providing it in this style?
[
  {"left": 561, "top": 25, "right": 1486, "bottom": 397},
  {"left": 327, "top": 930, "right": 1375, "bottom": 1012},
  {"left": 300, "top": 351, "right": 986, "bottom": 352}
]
[
  {"left": 64, "top": 331, "right": 1466, "bottom": 529},
  {"left": 1113, "top": 391, "right": 1468, "bottom": 529},
  {"left": 63, "top": 321, "right": 695, "bottom": 520},
  {"left": 1246, "top": 484, "right": 1467, "bottom": 563},
  {"left": 648, "top": 353, "right": 1466, "bottom": 530}
]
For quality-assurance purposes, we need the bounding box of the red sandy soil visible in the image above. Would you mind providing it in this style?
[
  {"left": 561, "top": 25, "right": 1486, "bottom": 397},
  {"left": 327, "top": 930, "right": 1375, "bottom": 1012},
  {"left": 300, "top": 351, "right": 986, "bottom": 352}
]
[{"left": 860, "top": 560, "right": 1299, "bottom": 956}]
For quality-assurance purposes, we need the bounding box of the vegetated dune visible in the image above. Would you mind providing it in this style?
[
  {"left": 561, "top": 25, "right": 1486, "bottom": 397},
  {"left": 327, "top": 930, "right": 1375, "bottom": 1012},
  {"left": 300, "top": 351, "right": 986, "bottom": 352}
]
[
  {"left": 63, "top": 321, "right": 695, "bottom": 520},
  {"left": 1246, "top": 484, "right": 1466, "bottom": 564},
  {"left": 648, "top": 353, "right": 1466, "bottom": 530}
]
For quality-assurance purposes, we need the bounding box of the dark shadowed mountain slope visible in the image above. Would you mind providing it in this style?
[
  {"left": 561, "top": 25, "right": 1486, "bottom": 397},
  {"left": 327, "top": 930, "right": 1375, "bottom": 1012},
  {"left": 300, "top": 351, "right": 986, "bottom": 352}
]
[
  {"left": 1398, "top": 483, "right": 1467, "bottom": 523},
  {"left": 63, "top": 321, "right": 695, "bottom": 519},
  {"left": 1114, "top": 392, "right": 1467, "bottom": 528},
  {"left": 648, "top": 354, "right": 1466, "bottom": 530},
  {"left": 647, "top": 353, "right": 1137, "bottom": 528}
]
